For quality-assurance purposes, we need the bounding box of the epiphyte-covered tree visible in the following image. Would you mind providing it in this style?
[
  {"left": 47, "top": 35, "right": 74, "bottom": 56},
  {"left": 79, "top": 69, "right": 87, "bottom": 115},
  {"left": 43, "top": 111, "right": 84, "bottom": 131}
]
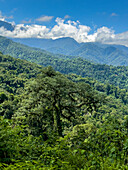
[{"left": 14, "top": 66, "right": 104, "bottom": 138}]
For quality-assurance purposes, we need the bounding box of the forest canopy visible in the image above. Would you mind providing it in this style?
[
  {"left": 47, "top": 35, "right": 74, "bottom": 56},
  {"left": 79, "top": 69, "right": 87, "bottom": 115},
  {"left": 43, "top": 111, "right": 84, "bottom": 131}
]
[{"left": 0, "top": 52, "right": 128, "bottom": 169}]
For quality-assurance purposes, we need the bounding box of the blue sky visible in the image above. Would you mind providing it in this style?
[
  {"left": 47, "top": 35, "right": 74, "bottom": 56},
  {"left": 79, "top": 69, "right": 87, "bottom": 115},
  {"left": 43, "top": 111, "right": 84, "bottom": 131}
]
[
  {"left": 0, "top": 0, "right": 128, "bottom": 33},
  {"left": 0, "top": 0, "right": 128, "bottom": 46}
]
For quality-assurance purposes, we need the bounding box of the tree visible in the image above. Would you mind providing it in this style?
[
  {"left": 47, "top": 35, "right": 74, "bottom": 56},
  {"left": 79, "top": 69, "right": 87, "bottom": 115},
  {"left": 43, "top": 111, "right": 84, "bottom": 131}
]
[{"left": 14, "top": 67, "right": 103, "bottom": 137}]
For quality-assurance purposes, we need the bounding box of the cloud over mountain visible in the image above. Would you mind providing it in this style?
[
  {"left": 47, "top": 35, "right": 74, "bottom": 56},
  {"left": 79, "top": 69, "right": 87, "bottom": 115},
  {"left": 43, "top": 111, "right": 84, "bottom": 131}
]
[{"left": 0, "top": 17, "right": 128, "bottom": 47}]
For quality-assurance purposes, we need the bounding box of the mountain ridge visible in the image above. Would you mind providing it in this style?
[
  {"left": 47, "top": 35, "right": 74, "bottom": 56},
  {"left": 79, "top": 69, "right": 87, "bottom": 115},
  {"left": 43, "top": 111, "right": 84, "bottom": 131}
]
[
  {"left": 0, "top": 20, "right": 15, "bottom": 31},
  {"left": 0, "top": 19, "right": 128, "bottom": 66},
  {"left": 1, "top": 36, "right": 128, "bottom": 89},
  {"left": 11, "top": 37, "right": 128, "bottom": 66}
]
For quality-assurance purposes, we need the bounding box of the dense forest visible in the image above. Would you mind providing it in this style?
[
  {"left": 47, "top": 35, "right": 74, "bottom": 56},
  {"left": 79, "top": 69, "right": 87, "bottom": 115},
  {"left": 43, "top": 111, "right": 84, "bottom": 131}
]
[
  {"left": 12, "top": 37, "right": 128, "bottom": 66},
  {"left": 1, "top": 36, "right": 128, "bottom": 90},
  {"left": 0, "top": 52, "right": 128, "bottom": 169}
]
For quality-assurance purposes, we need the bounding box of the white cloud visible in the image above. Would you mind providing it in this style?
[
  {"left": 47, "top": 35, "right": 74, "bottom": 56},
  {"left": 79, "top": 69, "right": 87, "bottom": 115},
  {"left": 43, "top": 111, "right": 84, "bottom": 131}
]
[
  {"left": 0, "top": 11, "right": 5, "bottom": 21},
  {"left": 92, "top": 27, "right": 115, "bottom": 42},
  {"left": 104, "top": 31, "right": 128, "bottom": 47},
  {"left": 0, "top": 11, "right": 13, "bottom": 21},
  {"left": 48, "top": 18, "right": 91, "bottom": 42},
  {"left": 36, "top": 15, "right": 53, "bottom": 22},
  {"left": 0, "top": 16, "right": 128, "bottom": 47},
  {"left": 6, "top": 15, "right": 13, "bottom": 19},
  {"left": 111, "top": 13, "right": 118, "bottom": 17},
  {"left": 0, "top": 24, "right": 49, "bottom": 38},
  {"left": 21, "top": 19, "right": 32, "bottom": 24}
]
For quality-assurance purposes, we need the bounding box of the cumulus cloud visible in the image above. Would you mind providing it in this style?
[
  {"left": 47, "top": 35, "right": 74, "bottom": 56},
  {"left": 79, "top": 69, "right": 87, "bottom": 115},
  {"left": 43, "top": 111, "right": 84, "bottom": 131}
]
[
  {"left": 48, "top": 18, "right": 91, "bottom": 42},
  {"left": 104, "top": 31, "right": 128, "bottom": 47},
  {"left": 0, "top": 24, "right": 49, "bottom": 38},
  {"left": 0, "top": 17, "right": 128, "bottom": 47},
  {"left": 92, "top": 27, "right": 115, "bottom": 42},
  {"left": 36, "top": 15, "right": 54, "bottom": 22}
]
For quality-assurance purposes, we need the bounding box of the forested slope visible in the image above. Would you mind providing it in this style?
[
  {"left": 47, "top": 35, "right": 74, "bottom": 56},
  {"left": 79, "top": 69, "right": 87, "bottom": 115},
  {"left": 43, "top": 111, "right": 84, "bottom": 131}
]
[
  {"left": 1, "top": 36, "right": 128, "bottom": 89},
  {"left": 0, "top": 52, "right": 42, "bottom": 118},
  {"left": 0, "top": 53, "right": 128, "bottom": 169},
  {"left": 40, "top": 57, "right": 128, "bottom": 89},
  {"left": 12, "top": 37, "right": 128, "bottom": 66}
]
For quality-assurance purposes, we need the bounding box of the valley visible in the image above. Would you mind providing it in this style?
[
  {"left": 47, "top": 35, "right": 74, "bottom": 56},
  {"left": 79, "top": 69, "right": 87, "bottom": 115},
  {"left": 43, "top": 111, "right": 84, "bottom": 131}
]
[{"left": 0, "top": 37, "right": 128, "bottom": 169}]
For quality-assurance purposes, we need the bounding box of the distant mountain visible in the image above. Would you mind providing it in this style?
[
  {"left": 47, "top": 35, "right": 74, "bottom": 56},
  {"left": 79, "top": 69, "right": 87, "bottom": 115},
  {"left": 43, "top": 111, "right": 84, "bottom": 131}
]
[
  {"left": 0, "top": 36, "right": 76, "bottom": 61},
  {"left": 0, "top": 20, "right": 128, "bottom": 66},
  {"left": 11, "top": 37, "right": 81, "bottom": 55},
  {"left": 70, "top": 43, "right": 128, "bottom": 65},
  {"left": 0, "top": 20, "right": 14, "bottom": 31},
  {"left": 11, "top": 37, "right": 128, "bottom": 66},
  {"left": 1, "top": 36, "right": 128, "bottom": 89},
  {"left": 0, "top": 35, "right": 63, "bottom": 64}
]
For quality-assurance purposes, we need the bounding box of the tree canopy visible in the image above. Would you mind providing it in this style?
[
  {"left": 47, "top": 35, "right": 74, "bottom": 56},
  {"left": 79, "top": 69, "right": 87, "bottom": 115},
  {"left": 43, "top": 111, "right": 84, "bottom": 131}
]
[{"left": 0, "top": 52, "right": 128, "bottom": 169}]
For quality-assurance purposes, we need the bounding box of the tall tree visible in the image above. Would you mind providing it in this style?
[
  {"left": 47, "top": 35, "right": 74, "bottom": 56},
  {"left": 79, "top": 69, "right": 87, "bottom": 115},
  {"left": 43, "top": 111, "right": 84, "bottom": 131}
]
[{"left": 14, "top": 67, "right": 103, "bottom": 137}]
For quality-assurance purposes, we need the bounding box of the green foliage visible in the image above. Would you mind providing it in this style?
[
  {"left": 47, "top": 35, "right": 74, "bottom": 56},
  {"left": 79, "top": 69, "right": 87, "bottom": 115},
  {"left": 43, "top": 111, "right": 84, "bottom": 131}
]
[
  {"left": 2, "top": 36, "right": 128, "bottom": 66},
  {"left": 0, "top": 116, "right": 43, "bottom": 167},
  {"left": 0, "top": 52, "right": 128, "bottom": 169},
  {"left": 1, "top": 36, "right": 128, "bottom": 89},
  {"left": 14, "top": 66, "right": 103, "bottom": 138},
  {"left": 0, "top": 116, "right": 29, "bottom": 163},
  {"left": 0, "top": 53, "right": 43, "bottom": 118},
  {"left": 36, "top": 116, "right": 128, "bottom": 169}
]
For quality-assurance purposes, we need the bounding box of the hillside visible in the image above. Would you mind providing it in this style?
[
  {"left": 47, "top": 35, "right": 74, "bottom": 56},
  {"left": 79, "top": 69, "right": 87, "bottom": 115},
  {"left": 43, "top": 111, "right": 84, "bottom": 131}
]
[
  {"left": 0, "top": 52, "right": 42, "bottom": 94},
  {"left": 0, "top": 0, "right": 128, "bottom": 168},
  {"left": 0, "top": 52, "right": 128, "bottom": 169},
  {"left": 12, "top": 37, "right": 80, "bottom": 55},
  {"left": 1, "top": 36, "right": 128, "bottom": 89},
  {"left": 12, "top": 37, "right": 128, "bottom": 66},
  {"left": 0, "top": 52, "right": 43, "bottom": 118}
]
